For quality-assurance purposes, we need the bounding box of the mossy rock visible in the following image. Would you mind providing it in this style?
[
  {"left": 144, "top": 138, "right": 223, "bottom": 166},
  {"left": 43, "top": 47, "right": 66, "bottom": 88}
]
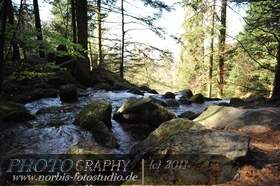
[
  {"left": 189, "top": 93, "right": 205, "bottom": 104},
  {"left": 74, "top": 100, "right": 112, "bottom": 130},
  {"left": 93, "top": 121, "right": 120, "bottom": 148},
  {"left": 93, "top": 83, "right": 112, "bottom": 91},
  {"left": 0, "top": 100, "right": 26, "bottom": 113},
  {"left": 0, "top": 100, "right": 35, "bottom": 122},
  {"left": 115, "top": 97, "right": 176, "bottom": 127},
  {"left": 130, "top": 118, "right": 205, "bottom": 154}
]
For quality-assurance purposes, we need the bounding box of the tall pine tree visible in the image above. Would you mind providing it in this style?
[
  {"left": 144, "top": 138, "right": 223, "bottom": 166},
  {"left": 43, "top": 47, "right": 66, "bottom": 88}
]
[{"left": 237, "top": 0, "right": 280, "bottom": 97}]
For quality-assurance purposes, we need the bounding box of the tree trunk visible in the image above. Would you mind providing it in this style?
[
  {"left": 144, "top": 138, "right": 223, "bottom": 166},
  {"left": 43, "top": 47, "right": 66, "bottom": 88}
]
[
  {"left": 208, "top": 0, "right": 216, "bottom": 98},
  {"left": 33, "top": 0, "right": 45, "bottom": 58},
  {"left": 120, "top": 0, "right": 125, "bottom": 78},
  {"left": 271, "top": 43, "right": 280, "bottom": 98},
  {"left": 75, "top": 0, "right": 90, "bottom": 86},
  {"left": 96, "top": 0, "right": 103, "bottom": 67},
  {"left": 71, "top": 0, "right": 77, "bottom": 43},
  {"left": 7, "top": 0, "right": 20, "bottom": 61},
  {"left": 76, "top": 0, "right": 89, "bottom": 62},
  {"left": 0, "top": 0, "right": 8, "bottom": 94},
  {"left": 218, "top": 0, "right": 227, "bottom": 97}
]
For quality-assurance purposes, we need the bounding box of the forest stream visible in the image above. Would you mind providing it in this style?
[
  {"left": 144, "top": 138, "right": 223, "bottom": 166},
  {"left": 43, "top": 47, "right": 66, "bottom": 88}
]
[{"left": 0, "top": 88, "right": 227, "bottom": 156}]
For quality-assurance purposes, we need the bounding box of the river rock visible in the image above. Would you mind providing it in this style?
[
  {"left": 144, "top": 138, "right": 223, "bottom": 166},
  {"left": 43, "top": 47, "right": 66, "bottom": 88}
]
[
  {"left": 147, "top": 89, "right": 159, "bottom": 94},
  {"left": 139, "top": 85, "right": 151, "bottom": 91},
  {"left": 165, "top": 99, "right": 180, "bottom": 107},
  {"left": 112, "top": 82, "right": 132, "bottom": 90},
  {"left": 131, "top": 127, "right": 249, "bottom": 185},
  {"left": 0, "top": 100, "right": 35, "bottom": 123},
  {"left": 230, "top": 97, "right": 246, "bottom": 106},
  {"left": 177, "top": 89, "right": 194, "bottom": 98},
  {"left": 93, "top": 121, "right": 119, "bottom": 148},
  {"left": 74, "top": 100, "right": 112, "bottom": 130},
  {"left": 43, "top": 88, "right": 58, "bottom": 98},
  {"left": 149, "top": 96, "right": 167, "bottom": 107},
  {"left": 93, "top": 83, "right": 112, "bottom": 91},
  {"left": 113, "top": 97, "right": 176, "bottom": 127},
  {"left": 178, "top": 96, "right": 192, "bottom": 105},
  {"left": 169, "top": 129, "right": 249, "bottom": 162},
  {"left": 163, "top": 91, "right": 175, "bottom": 99},
  {"left": 2, "top": 110, "right": 35, "bottom": 123},
  {"left": 128, "top": 87, "right": 144, "bottom": 96},
  {"left": 189, "top": 93, "right": 205, "bottom": 104},
  {"left": 74, "top": 101, "right": 119, "bottom": 147},
  {"left": 194, "top": 105, "right": 280, "bottom": 130},
  {"left": 130, "top": 118, "right": 205, "bottom": 154},
  {"left": 59, "top": 84, "right": 78, "bottom": 102}
]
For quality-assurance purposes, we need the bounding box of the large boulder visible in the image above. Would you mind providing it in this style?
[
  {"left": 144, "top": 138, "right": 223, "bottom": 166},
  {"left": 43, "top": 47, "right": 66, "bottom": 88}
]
[
  {"left": 113, "top": 97, "right": 176, "bottom": 127},
  {"left": 194, "top": 105, "right": 280, "bottom": 130},
  {"left": 169, "top": 129, "right": 249, "bottom": 162},
  {"left": 74, "top": 101, "right": 119, "bottom": 147},
  {"left": 130, "top": 118, "right": 205, "bottom": 154},
  {"left": 130, "top": 120, "right": 249, "bottom": 185}
]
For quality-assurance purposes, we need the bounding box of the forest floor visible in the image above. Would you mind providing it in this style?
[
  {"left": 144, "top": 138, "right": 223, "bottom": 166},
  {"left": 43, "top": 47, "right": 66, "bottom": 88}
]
[
  {"left": 220, "top": 99, "right": 280, "bottom": 186},
  {"left": 223, "top": 129, "right": 280, "bottom": 186}
]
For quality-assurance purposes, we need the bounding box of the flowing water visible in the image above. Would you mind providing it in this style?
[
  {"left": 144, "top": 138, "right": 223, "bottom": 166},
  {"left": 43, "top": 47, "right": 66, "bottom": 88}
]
[{"left": 0, "top": 88, "right": 227, "bottom": 157}]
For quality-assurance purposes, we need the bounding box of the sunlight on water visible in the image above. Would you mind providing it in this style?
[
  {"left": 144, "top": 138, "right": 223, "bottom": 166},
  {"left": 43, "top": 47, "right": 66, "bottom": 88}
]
[{"left": 1, "top": 89, "right": 229, "bottom": 157}]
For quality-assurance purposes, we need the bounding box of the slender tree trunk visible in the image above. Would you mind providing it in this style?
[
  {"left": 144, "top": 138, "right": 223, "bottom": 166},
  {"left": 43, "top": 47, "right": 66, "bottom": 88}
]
[
  {"left": 97, "top": 0, "right": 103, "bottom": 67},
  {"left": 218, "top": 0, "right": 227, "bottom": 97},
  {"left": 71, "top": 0, "right": 77, "bottom": 43},
  {"left": 208, "top": 0, "right": 216, "bottom": 98},
  {"left": 64, "top": 0, "right": 70, "bottom": 38},
  {"left": 7, "top": 0, "right": 20, "bottom": 61},
  {"left": 271, "top": 43, "right": 280, "bottom": 98},
  {"left": 0, "top": 0, "right": 8, "bottom": 94},
  {"left": 33, "top": 0, "right": 45, "bottom": 58},
  {"left": 120, "top": 0, "right": 125, "bottom": 78}
]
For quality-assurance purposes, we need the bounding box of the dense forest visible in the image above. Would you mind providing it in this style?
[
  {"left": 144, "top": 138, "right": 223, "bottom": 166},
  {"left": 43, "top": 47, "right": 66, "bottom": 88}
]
[{"left": 0, "top": 0, "right": 280, "bottom": 99}]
